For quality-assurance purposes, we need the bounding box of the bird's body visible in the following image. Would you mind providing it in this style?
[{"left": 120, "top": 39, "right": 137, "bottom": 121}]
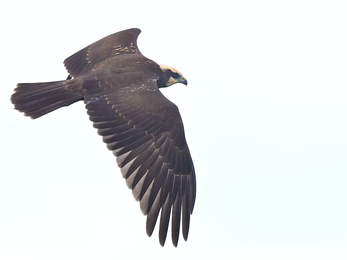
[{"left": 11, "top": 28, "right": 196, "bottom": 247}]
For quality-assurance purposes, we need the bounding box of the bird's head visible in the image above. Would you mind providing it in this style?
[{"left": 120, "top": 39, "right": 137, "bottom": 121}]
[{"left": 159, "top": 64, "right": 187, "bottom": 87}]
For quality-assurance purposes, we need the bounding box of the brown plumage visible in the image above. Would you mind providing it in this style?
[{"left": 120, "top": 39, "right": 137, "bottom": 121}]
[{"left": 11, "top": 28, "right": 196, "bottom": 247}]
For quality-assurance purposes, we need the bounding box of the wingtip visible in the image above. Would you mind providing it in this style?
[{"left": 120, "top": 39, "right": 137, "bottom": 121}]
[
  {"left": 172, "top": 237, "right": 178, "bottom": 247},
  {"left": 159, "top": 237, "right": 166, "bottom": 247},
  {"left": 124, "top": 28, "right": 141, "bottom": 35}
]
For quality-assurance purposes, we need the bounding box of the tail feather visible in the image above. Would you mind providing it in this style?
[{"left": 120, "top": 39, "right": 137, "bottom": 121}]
[{"left": 11, "top": 79, "right": 83, "bottom": 119}]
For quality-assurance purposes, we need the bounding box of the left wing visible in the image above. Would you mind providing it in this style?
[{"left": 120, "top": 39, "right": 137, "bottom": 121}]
[{"left": 84, "top": 76, "right": 196, "bottom": 246}]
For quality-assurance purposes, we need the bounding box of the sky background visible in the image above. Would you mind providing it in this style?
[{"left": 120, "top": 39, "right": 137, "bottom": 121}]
[{"left": 1, "top": 0, "right": 347, "bottom": 259}]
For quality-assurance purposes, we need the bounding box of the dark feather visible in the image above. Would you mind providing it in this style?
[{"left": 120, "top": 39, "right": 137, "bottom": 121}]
[
  {"left": 146, "top": 190, "right": 162, "bottom": 237},
  {"left": 181, "top": 188, "right": 190, "bottom": 241},
  {"left": 171, "top": 181, "right": 182, "bottom": 247},
  {"left": 159, "top": 193, "right": 172, "bottom": 246}
]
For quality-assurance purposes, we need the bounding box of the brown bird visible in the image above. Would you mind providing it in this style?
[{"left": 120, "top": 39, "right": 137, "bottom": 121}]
[{"left": 11, "top": 28, "right": 196, "bottom": 247}]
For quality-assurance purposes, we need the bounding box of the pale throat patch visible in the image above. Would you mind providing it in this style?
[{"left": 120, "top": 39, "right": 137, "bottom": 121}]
[{"left": 166, "top": 76, "right": 178, "bottom": 86}]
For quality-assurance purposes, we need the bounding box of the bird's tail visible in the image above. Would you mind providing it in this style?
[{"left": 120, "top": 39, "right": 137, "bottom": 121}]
[{"left": 11, "top": 79, "right": 83, "bottom": 119}]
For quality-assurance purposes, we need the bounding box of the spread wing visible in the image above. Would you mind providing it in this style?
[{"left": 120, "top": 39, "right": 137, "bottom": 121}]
[
  {"left": 64, "top": 28, "right": 142, "bottom": 78},
  {"left": 84, "top": 77, "right": 196, "bottom": 247}
]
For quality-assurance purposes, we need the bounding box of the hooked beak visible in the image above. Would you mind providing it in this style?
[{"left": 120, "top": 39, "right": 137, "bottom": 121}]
[{"left": 182, "top": 78, "right": 188, "bottom": 86}]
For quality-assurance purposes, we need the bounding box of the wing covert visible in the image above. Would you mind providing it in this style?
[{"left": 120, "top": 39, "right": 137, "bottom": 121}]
[{"left": 64, "top": 28, "right": 142, "bottom": 78}]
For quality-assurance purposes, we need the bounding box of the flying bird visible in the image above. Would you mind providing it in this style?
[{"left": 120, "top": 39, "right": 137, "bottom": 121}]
[{"left": 11, "top": 28, "right": 196, "bottom": 247}]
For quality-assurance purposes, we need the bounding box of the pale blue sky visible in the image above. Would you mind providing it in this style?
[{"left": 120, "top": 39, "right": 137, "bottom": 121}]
[{"left": 1, "top": 0, "right": 347, "bottom": 259}]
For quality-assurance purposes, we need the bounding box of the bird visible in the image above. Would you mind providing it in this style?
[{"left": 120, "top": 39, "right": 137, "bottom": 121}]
[{"left": 11, "top": 28, "right": 196, "bottom": 247}]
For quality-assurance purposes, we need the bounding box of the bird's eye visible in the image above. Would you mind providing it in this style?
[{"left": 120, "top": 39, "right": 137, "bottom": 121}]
[{"left": 173, "top": 72, "right": 180, "bottom": 78}]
